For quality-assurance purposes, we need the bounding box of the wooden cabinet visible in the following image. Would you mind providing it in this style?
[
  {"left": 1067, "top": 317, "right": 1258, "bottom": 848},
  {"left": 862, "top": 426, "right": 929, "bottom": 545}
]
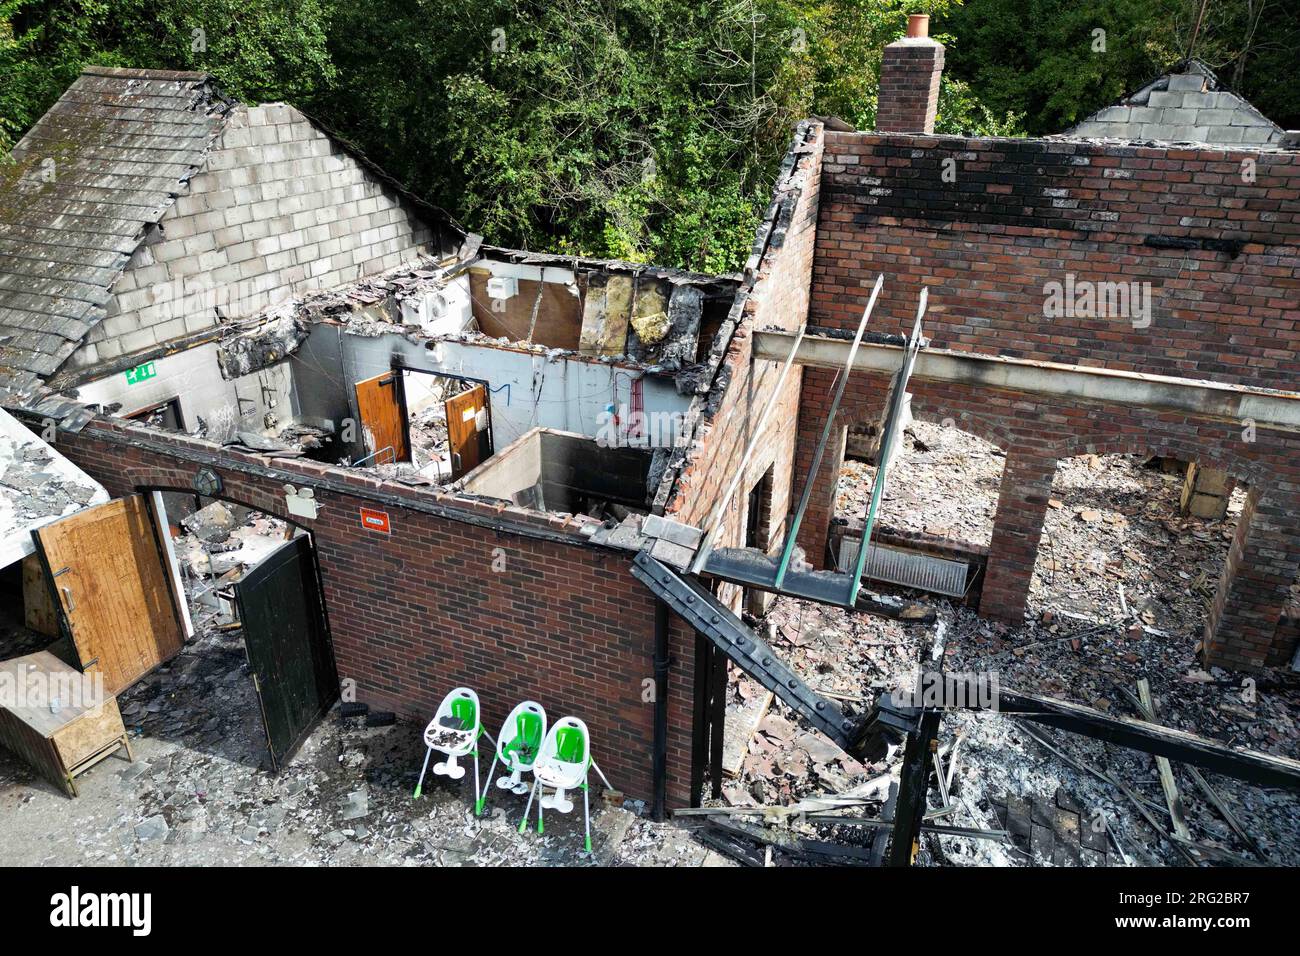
[{"left": 0, "top": 651, "right": 133, "bottom": 797}]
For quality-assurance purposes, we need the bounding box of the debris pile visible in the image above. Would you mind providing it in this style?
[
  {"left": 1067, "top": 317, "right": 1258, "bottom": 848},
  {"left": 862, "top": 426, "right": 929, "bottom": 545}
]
[
  {"left": 0, "top": 435, "right": 99, "bottom": 524},
  {"left": 174, "top": 502, "right": 291, "bottom": 598},
  {"left": 706, "top": 449, "right": 1300, "bottom": 866}
]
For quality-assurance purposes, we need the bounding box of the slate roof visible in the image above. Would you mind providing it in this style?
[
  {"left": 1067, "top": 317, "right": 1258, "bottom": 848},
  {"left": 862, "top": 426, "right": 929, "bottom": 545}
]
[
  {"left": 1066, "top": 60, "right": 1287, "bottom": 147},
  {"left": 0, "top": 67, "right": 231, "bottom": 405}
]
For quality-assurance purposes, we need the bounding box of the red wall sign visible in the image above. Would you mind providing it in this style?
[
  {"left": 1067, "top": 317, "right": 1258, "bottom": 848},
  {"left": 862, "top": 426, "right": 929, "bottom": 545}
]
[{"left": 359, "top": 507, "right": 391, "bottom": 534}]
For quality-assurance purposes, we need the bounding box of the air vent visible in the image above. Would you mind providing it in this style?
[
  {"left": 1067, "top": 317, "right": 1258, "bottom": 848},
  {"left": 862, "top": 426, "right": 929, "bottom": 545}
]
[{"left": 839, "top": 538, "right": 969, "bottom": 598}]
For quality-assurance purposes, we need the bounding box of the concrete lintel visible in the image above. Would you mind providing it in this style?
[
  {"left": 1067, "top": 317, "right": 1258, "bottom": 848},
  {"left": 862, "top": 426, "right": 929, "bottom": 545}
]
[{"left": 753, "top": 329, "right": 1300, "bottom": 433}]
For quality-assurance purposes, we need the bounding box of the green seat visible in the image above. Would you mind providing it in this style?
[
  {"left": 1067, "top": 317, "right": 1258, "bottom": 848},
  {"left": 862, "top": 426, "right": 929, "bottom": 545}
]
[
  {"left": 554, "top": 726, "right": 586, "bottom": 764},
  {"left": 504, "top": 711, "right": 544, "bottom": 767},
  {"left": 451, "top": 697, "right": 476, "bottom": 730}
]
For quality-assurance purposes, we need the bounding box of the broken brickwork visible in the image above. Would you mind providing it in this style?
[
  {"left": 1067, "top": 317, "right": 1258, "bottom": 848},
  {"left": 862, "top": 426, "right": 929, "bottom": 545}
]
[
  {"left": 51, "top": 417, "right": 698, "bottom": 807},
  {"left": 794, "top": 130, "right": 1300, "bottom": 669},
  {"left": 663, "top": 123, "right": 823, "bottom": 572}
]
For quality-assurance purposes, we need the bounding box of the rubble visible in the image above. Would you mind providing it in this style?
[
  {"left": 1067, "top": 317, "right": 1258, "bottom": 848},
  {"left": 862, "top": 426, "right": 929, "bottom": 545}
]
[{"left": 708, "top": 446, "right": 1300, "bottom": 866}]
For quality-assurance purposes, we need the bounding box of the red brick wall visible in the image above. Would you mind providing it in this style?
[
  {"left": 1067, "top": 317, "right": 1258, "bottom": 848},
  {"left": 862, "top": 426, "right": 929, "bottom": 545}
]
[
  {"left": 814, "top": 132, "right": 1300, "bottom": 390},
  {"left": 876, "top": 39, "right": 944, "bottom": 134},
  {"left": 665, "top": 123, "right": 823, "bottom": 574},
  {"left": 52, "top": 418, "right": 697, "bottom": 806},
  {"left": 792, "top": 367, "right": 1300, "bottom": 669},
  {"left": 791, "top": 129, "right": 1300, "bottom": 669}
]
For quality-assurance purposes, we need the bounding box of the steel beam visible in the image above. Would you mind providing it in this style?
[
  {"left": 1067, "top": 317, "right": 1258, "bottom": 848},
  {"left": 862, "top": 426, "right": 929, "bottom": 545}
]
[
  {"left": 774, "top": 275, "right": 884, "bottom": 588},
  {"left": 753, "top": 330, "right": 1300, "bottom": 433}
]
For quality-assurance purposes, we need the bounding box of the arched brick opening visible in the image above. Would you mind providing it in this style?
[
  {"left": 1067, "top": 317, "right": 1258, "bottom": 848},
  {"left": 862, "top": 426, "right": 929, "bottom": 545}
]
[
  {"left": 982, "top": 435, "right": 1299, "bottom": 671},
  {"left": 792, "top": 366, "right": 1300, "bottom": 670}
]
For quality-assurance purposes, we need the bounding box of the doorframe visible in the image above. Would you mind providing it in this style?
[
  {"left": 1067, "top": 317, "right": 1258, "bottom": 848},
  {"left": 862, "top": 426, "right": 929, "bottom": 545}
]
[
  {"left": 124, "top": 395, "right": 187, "bottom": 432},
  {"left": 390, "top": 359, "right": 496, "bottom": 461},
  {"left": 138, "top": 486, "right": 339, "bottom": 685}
]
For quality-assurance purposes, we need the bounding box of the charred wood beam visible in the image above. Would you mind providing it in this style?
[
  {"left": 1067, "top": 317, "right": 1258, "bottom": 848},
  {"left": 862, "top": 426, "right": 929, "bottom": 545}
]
[
  {"left": 873, "top": 676, "right": 1300, "bottom": 792},
  {"left": 888, "top": 708, "right": 940, "bottom": 867}
]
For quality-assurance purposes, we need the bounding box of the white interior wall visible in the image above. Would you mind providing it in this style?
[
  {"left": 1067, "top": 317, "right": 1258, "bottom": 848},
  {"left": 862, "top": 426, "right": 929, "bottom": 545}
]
[
  {"left": 338, "top": 331, "right": 688, "bottom": 452},
  {"left": 76, "top": 343, "right": 294, "bottom": 444}
]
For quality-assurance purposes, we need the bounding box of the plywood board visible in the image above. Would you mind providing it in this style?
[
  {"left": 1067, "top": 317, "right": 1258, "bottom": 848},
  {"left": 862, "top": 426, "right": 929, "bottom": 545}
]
[
  {"left": 469, "top": 272, "right": 581, "bottom": 349},
  {"left": 22, "top": 554, "right": 60, "bottom": 636},
  {"left": 354, "top": 371, "right": 408, "bottom": 463},
  {"left": 33, "top": 496, "right": 184, "bottom": 696}
]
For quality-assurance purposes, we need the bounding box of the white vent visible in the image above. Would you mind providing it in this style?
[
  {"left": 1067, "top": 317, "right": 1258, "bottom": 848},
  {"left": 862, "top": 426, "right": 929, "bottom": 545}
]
[{"left": 486, "top": 275, "right": 518, "bottom": 299}]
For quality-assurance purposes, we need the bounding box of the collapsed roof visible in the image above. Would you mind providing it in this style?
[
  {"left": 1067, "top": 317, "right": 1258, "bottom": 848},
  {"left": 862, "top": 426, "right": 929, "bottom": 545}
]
[
  {"left": 0, "top": 68, "right": 232, "bottom": 402},
  {"left": 0, "top": 407, "right": 108, "bottom": 567}
]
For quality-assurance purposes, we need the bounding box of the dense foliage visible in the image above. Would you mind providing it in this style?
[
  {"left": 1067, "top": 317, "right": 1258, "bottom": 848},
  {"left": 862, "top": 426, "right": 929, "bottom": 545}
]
[{"left": 2, "top": 1, "right": 1294, "bottom": 272}]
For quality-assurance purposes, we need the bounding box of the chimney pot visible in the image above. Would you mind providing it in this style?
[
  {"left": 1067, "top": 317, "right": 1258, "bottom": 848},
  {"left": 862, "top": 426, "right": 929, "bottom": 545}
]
[{"left": 907, "top": 14, "right": 929, "bottom": 38}]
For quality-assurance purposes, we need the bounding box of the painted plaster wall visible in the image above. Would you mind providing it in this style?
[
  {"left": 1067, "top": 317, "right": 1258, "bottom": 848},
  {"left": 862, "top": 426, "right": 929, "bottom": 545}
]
[{"left": 74, "top": 342, "right": 293, "bottom": 443}]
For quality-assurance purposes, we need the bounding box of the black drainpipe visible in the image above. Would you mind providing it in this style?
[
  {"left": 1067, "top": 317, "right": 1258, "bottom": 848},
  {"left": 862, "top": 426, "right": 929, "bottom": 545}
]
[{"left": 651, "top": 597, "right": 671, "bottom": 821}]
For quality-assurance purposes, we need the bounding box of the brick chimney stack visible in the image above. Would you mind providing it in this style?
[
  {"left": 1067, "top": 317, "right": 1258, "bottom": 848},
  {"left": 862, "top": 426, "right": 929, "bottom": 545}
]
[{"left": 875, "top": 14, "right": 945, "bottom": 134}]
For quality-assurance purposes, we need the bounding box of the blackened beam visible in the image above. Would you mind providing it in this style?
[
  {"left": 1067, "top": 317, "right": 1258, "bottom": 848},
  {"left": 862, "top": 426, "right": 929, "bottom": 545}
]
[
  {"left": 630, "top": 551, "right": 870, "bottom": 756},
  {"left": 879, "top": 676, "right": 1300, "bottom": 792},
  {"left": 752, "top": 329, "right": 1300, "bottom": 433}
]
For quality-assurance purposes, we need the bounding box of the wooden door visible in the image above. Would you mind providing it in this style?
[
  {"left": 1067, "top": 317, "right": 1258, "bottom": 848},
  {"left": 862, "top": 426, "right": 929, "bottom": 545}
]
[
  {"left": 354, "top": 371, "right": 408, "bottom": 463},
  {"left": 446, "top": 383, "right": 489, "bottom": 479},
  {"left": 33, "top": 495, "right": 184, "bottom": 696},
  {"left": 235, "top": 535, "right": 337, "bottom": 771}
]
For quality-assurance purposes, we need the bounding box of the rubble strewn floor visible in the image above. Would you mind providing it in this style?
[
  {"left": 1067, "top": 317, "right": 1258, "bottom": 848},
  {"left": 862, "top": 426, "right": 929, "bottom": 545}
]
[
  {"left": 718, "top": 445, "right": 1300, "bottom": 866},
  {"left": 837, "top": 420, "right": 1004, "bottom": 545},
  {"left": 2, "top": 436, "right": 1294, "bottom": 867},
  {"left": 0, "top": 499, "right": 714, "bottom": 867},
  {"left": 0, "top": 614, "right": 716, "bottom": 866}
]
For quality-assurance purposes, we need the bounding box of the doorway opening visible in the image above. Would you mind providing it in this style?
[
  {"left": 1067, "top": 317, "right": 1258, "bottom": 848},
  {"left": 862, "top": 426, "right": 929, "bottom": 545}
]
[
  {"left": 124, "top": 396, "right": 186, "bottom": 433},
  {"left": 1029, "top": 453, "right": 1246, "bottom": 649},
  {"left": 351, "top": 365, "right": 494, "bottom": 483},
  {"left": 138, "top": 491, "right": 338, "bottom": 771}
]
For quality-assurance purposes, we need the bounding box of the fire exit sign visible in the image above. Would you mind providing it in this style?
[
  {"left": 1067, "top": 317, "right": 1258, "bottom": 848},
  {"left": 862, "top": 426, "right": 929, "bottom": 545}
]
[{"left": 125, "top": 361, "right": 157, "bottom": 385}]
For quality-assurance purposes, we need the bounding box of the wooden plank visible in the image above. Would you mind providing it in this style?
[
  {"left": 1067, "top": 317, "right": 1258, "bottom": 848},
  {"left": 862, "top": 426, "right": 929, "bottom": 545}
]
[
  {"left": 34, "top": 496, "right": 184, "bottom": 696},
  {"left": 354, "top": 371, "right": 408, "bottom": 463},
  {"left": 446, "top": 384, "right": 487, "bottom": 480},
  {"left": 22, "top": 554, "right": 60, "bottom": 636},
  {"left": 721, "top": 687, "right": 773, "bottom": 777},
  {"left": 1136, "top": 679, "right": 1193, "bottom": 841}
]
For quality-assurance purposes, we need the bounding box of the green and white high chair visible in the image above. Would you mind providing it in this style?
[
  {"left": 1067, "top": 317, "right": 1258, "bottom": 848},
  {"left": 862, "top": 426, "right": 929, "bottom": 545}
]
[
  {"left": 518, "top": 716, "right": 613, "bottom": 854},
  {"left": 476, "top": 700, "right": 547, "bottom": 815},
  {"left": 413, "top": 686, "right": 483, "bottom": 801}
]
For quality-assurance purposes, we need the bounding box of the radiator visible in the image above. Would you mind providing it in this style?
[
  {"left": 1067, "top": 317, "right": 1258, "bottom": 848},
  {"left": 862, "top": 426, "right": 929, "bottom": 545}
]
[{"left": 838, "top": 537, "right": 969, "bottom": 598}]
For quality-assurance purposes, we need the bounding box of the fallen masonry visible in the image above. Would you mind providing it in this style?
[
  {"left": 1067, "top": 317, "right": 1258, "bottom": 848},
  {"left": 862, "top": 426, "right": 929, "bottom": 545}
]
[{"left": 1, "top": 19, "right": 1299, "bottom": 869}]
